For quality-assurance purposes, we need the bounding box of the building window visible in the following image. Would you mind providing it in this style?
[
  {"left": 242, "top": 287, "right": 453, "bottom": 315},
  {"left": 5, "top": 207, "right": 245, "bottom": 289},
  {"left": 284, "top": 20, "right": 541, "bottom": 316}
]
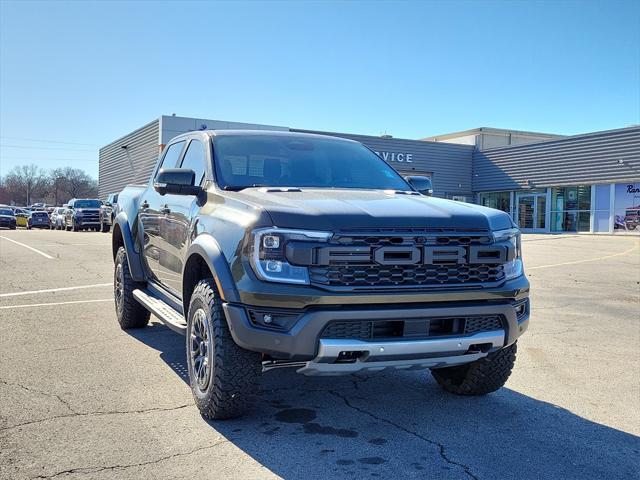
[
  {"left": 478, "top": 191, "right": 511, "bottom": 213},
  {"left": 550, "top": 185, "right": 591, "bottom": 232}
]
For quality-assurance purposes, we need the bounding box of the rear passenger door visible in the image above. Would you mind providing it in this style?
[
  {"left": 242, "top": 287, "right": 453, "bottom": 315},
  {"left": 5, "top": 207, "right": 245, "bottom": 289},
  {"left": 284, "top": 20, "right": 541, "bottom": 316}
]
[
  {"left": 155, "top": 138, "right": 209, "bottom": 297},
  {"left": 139, "top": 140, "right": 185, "bottom": 284}
]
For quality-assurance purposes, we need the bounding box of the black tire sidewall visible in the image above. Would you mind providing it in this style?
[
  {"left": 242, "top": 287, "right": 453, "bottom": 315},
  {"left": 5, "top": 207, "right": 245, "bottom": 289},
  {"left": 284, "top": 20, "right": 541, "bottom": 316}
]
[{"left": 186, "top": 292, "right": 215, "bottom": 401}]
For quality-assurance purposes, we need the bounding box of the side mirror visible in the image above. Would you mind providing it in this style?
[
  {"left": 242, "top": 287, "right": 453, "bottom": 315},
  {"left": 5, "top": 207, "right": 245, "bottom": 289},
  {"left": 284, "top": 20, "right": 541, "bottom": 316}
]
[
  {"left": 405, "top": 176, "right": 433, "bottom": 196},
  {"left": 154, "top": 168, "right": 200, "bottom": 196}
]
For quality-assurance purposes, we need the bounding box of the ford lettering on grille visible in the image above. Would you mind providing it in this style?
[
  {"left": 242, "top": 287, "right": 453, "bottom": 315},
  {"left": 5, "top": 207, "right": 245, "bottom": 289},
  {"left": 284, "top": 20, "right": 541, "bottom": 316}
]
[
  {"left": 289, "top": 233, "right": 512, "bottom": 289},
  {"left": 312, "top": 244, "right": 512, "bottom": 266}
]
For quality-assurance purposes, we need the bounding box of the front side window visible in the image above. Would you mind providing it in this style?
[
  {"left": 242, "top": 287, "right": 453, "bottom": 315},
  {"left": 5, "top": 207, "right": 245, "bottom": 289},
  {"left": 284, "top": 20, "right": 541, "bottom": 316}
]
[
  {"left": 180, "top": 140, "right": 207, "bottom": 185},
  {"left": 213, "top": 135, "right": 410, "bottom": 191},
  {"left": 158, "top": 141, "right": 185, "bottom": 174}
]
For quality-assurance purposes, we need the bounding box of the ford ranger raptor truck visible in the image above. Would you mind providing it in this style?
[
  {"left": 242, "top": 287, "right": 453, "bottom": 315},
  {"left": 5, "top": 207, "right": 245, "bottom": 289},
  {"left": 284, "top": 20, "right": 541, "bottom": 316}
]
[{"left": 112, "top": 130, "right": 530, "bottom": 419}]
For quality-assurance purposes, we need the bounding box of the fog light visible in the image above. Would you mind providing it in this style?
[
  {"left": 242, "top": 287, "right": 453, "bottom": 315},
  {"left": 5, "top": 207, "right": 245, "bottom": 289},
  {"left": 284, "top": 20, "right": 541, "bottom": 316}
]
[
  {"left": 266, "top": 260, "right": 282, "bottom": 272},
  {"left": 263, "top": 314, "right": 273, "bottom": 324}
]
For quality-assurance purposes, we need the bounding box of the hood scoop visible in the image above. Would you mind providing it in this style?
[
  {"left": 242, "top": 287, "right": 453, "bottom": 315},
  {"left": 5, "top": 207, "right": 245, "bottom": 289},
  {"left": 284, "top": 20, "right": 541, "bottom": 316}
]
[
  {"left": 385, "top": 190, "right": 421, "bottom": 196},
  {"left": 258, "top": 187, "right": 302, "bottom": 193}
]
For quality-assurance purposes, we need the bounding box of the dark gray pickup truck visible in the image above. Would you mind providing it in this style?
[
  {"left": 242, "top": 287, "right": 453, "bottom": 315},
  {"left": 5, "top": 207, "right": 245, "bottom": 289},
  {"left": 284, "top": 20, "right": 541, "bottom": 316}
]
[{"left": 112, "top": 130, "right": 530, "bottom": 419}]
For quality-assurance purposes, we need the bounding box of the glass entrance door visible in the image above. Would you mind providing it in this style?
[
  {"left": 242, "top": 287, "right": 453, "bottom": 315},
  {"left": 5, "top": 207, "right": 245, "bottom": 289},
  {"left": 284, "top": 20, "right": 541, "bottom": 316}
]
[{"left": 517, "top": 193, "right": 547, "bottom": 231}]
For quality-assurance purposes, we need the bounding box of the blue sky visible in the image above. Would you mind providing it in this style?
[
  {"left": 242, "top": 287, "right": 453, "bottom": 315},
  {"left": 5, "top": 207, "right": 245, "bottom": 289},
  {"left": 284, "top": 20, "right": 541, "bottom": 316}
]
[{"left": 1, "top": 0, "right": 639, "bottom": 178}]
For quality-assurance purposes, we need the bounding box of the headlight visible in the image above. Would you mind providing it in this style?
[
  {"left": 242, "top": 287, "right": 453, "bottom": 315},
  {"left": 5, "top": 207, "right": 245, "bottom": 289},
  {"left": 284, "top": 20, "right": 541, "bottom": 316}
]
[
  {"left": 250, "top": 228, "right": 332, "bottom": 284},
  {"left": 493, "top": 228, "right": 523, "bottom": 280}
]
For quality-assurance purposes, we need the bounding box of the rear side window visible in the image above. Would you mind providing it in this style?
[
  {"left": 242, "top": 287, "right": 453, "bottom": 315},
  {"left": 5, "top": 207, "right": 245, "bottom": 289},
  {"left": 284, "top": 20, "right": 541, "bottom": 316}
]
[
  {"left": 180, "top": 140, "right": 207, "bottom": 185},
  {"left": 158, "top": 141, "right": 185, "bottom": 174}
]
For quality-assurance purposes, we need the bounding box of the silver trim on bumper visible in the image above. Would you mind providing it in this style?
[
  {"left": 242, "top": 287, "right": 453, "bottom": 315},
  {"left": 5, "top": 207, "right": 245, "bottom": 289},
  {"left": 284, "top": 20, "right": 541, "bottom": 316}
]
[{"left": 297, "top": 330, "right": 505, "bottom": 376}]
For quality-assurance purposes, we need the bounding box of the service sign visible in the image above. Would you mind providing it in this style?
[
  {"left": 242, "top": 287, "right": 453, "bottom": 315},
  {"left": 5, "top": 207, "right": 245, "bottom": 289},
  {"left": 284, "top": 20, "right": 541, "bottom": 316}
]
[{"left": 375, "top": 151, "right": 413, "bottom": 163}]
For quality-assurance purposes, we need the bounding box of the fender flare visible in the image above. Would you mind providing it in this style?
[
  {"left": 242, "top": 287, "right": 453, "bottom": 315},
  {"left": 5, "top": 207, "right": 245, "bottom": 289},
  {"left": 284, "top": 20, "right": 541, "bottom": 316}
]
[
  {"left": 113, "top": 211, "right": 146, "bottom": 282},
  {"left": 183, "top": 234, "right": 240, "bottom": 305}
]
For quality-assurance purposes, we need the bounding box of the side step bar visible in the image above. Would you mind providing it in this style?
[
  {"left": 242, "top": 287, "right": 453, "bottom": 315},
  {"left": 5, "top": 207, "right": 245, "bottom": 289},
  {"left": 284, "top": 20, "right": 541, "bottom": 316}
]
[{"left": 133, "top": 289, "right": 187, "bottom": 335}]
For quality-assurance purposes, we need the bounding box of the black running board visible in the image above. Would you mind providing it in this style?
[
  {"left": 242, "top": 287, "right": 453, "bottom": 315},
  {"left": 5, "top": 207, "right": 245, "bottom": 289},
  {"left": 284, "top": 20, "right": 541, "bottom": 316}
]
[{"left": 133, "top": 289, "right": 187, "bottom": 335}]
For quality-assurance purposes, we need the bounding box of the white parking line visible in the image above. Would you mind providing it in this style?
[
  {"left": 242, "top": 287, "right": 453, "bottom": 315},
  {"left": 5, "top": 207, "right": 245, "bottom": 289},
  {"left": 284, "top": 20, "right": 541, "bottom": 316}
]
[
  {"left": 0, "top": 283, "right": 112, "bottom": 298},
  {"left": 0, "top": 299, "right": 113, "bottom": 310},
  {"left": 0, "top": 236, "right": 55, "bottom": 259},
  {"left": 528, "top": 244, "right": 639, "bottom": 270}
]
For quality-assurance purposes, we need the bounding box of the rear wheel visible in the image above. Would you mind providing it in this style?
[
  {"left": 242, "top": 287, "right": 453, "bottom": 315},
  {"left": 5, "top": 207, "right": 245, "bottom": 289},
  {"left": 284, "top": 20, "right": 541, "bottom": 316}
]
[
  {"left": 186, "top": 279, "right": 261, "bottom": 420},
  {"left": 431, "top": 342, "right": 517, "bottom": 395},
  {"left": 114, "top": 247, "right": 149, "bottom": 329}
]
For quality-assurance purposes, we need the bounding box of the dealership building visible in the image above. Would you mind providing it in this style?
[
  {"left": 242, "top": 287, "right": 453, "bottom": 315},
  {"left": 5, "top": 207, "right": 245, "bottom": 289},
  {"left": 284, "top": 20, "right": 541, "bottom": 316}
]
[{"left": 99, "top": 115, "right": 640, "bottom": 234}]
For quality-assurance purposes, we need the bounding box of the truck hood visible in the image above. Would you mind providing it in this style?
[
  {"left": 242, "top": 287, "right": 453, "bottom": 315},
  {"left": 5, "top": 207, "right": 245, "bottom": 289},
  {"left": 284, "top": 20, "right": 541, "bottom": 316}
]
[{"left": 231, "top": 188, "right": 514, "bottom": 231}]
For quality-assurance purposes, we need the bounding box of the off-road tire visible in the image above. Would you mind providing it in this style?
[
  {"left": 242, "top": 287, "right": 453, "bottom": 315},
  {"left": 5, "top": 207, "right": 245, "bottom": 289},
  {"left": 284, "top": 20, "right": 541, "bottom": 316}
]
[
  {"left": 186, "top": 278, "right": 261, "bottom": 420},
  {"left": 431, "top": 342, "right": 517, "bottom": 395},
  {"left": 114, "top": 247, "right": 149, "bottom": 329}
]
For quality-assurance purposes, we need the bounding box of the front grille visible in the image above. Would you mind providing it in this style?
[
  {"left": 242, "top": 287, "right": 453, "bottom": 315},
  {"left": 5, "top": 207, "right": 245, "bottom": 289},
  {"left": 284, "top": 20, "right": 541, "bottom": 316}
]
[
  {"left": 308, "top": 230, "right": 505, "bottom": 289},
  {"left": 310, "top": 264, "right": 504, "bottom": 288},
  {"left": 80, "top": 210, "right": 100, "bottom": 222},
  {"left": 321, "top": 315, "right": 504, "bottom": 340}
]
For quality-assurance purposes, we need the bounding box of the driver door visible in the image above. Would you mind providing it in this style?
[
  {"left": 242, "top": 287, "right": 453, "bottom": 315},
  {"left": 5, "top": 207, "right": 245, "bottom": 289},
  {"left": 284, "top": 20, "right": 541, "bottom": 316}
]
[{"left": 139, "top": 140, "right": 185, "bottom": 284}]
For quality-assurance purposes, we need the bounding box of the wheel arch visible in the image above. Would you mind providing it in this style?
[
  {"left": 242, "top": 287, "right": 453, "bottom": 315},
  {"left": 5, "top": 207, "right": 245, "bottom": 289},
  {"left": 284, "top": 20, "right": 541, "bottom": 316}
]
[
  {"left": 182, "top": 234, "right": 240, "bottom": 315},
  {"left": 112, "top": 212, "right": 146, "bottom": 282}
]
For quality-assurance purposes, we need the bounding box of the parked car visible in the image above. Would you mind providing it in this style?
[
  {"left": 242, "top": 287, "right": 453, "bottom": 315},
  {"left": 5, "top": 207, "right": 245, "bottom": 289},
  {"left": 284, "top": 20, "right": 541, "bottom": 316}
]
[
  {"left": 113, "top": 130, "right": 529, "bottom": 419},
  {"left": 27, "top": 211, "right": 50, "bottom": 229},
  {"left": 50, "top": 207, "right": 67, "bottom": 230},
  {"left": 65, "top": 198, "right": 102, "bottom": 231},
  {"left": 11, "top": 207, "right": 29, "bottom": 227},
  {"left": 99, "top": 193, "right": 119, "bottom": 233},
  {"left": 624, "top": 206, "right": 640, "bottom": 230},
  {"left": 0, "top": 208, "right": 17, "bottom": 230}
]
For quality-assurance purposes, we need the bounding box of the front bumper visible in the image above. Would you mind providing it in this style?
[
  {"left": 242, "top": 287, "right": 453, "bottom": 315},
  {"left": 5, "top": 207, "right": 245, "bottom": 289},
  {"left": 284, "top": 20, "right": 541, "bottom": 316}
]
[
  {"left": 75, "top": 218, "right": 100, "bottom": 226},
  {"left": 222, "top": 276, "right": 530, "bottom": 373}
]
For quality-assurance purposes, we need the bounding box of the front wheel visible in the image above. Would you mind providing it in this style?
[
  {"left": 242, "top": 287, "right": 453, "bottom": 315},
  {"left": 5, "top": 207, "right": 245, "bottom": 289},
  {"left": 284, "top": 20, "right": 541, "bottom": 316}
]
[
  {"left": 186, "top": 279, "right": 261, "bottom": 420},
  {"left": 114, "top": 247, "right": 149, "bottom": 329},
  {"left": 431, "top": 342, "right": 517, "bottom": 395},
  {"left": 101, "top": 222, "right": 110, "bottom": 233}
]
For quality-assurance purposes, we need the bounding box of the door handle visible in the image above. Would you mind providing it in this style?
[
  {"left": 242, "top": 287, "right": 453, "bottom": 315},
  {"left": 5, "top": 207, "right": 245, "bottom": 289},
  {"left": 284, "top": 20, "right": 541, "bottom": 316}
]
[
  {"left": 160, "top": 205, "right": 171, "bottom": 214},
  {"left": 140, "top": 200, "right": 149, "bottom": 209}
]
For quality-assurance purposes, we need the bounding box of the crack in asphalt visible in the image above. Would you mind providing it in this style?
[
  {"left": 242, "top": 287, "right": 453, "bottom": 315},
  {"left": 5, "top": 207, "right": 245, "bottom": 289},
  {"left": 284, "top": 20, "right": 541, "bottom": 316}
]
[
  {"left": 29, "top": 440, "right": 229, "bottom": 479},
  {"left": 0, "top": 402, "right": 193, "bottom": 432},
  {"left": 259, "top": 376, "right": 479, "bottom": 479},
  {"left": 0, "top": 380, "right": 77, "bottom": 414},
  {"left": 328, "top": 389, "right": 480, "bottom": 480}
]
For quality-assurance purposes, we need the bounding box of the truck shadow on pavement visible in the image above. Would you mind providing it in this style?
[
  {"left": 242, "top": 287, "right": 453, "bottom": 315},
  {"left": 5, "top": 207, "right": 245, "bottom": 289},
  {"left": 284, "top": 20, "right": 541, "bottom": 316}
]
[{"left": 129, "top": 323, "right": 640, "bottom": 480}]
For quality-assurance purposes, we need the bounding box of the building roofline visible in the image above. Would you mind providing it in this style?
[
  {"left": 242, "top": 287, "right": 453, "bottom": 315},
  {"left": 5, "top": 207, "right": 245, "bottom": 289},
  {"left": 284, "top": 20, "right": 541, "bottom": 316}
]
[
  {"left": 478, "top": 124, "right": 640, "bottom": 153},
  {"left": 99, "top": 117, "right": 161, "bottom": 151},
  {"left": 292, "top": 128, "right": 474, "bottom": 148},
  {"left": 421, "top": 126, "right": 565, "bottom": 142}
]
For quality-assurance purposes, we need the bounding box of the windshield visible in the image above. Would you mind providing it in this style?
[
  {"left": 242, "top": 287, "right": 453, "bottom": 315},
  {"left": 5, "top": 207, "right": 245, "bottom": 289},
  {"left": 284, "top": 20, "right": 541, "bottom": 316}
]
[
  {"left": 213, "top": 135, "right": 411, "bottom": 191},
  {"left": 74, "top": 200, "right": 101, "bottom": 208},
  {"left": 0, "top": 209, "right": 13, "bottom": 215},
  {"left": 57, "top": 208, "right": 66, "bottom": 213}
]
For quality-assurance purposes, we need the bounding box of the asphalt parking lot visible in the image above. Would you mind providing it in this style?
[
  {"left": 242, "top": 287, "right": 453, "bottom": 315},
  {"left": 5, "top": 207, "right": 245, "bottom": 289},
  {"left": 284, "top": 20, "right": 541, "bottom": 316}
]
[{"left": 0, "top": 229, "right": 638, "bottom": 480}]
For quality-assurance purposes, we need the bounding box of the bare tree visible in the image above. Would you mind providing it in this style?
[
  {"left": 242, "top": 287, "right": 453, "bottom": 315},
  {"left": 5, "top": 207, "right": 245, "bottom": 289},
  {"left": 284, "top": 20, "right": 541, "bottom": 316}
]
[
  {"left": 49, "top": 168, "right": 68, "bottom": 205},
  {"left": 3, "top": 164, "right": 48, "bottom": 205},
  {"left": 58, "top": 167, "right": 98, "bottom": 200}
]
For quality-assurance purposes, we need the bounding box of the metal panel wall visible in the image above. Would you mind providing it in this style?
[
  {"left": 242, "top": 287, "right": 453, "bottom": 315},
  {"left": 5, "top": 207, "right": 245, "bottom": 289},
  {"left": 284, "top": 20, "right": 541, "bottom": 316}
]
[
  {"left": 473, "top": 126, "right": 640, "bottom": 192},
  {"left": 98, "top": 119, "right": 160, "bottom": 199},
  {"left": 292, "top": 129, "right": 475, "bottom": 198}
]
